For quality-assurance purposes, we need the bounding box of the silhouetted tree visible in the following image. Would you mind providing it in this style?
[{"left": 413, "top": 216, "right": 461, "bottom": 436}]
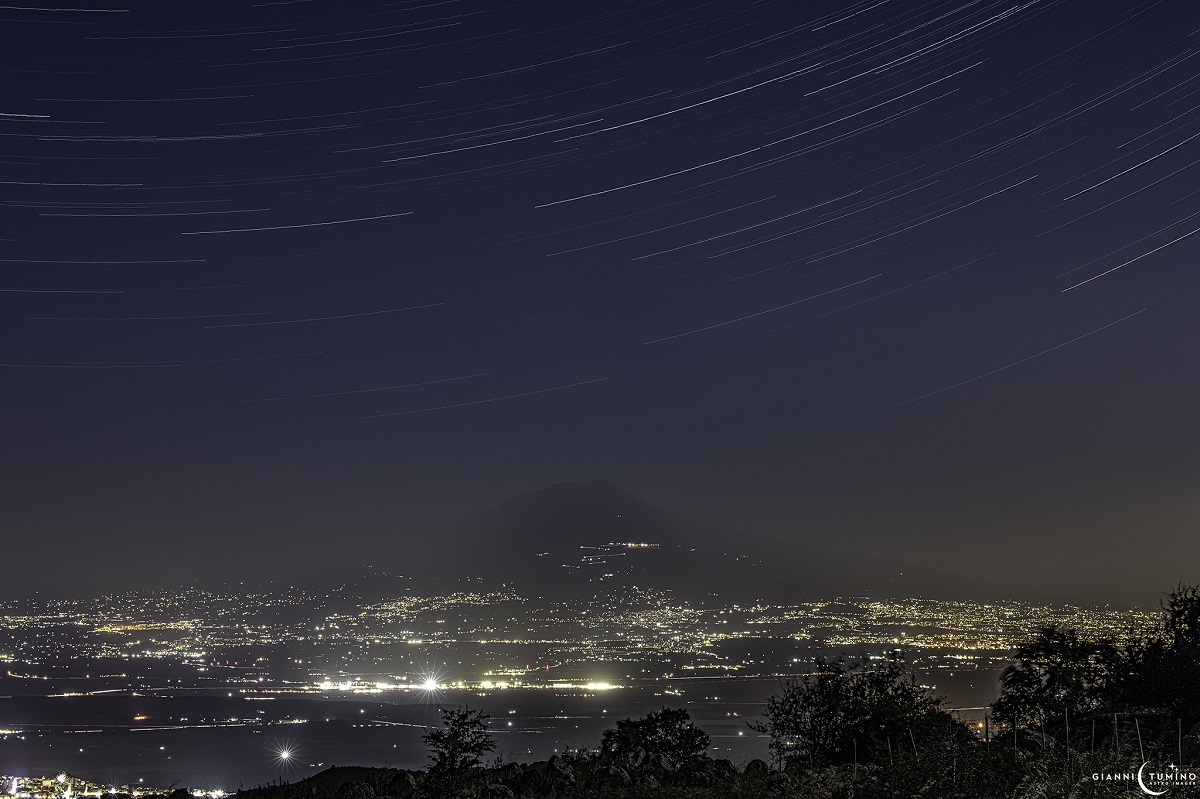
[
  {"left": 992, "top": 626, "right": 1125, "bottom": 731},
  {"left": 421, "top": 706, "right": 496, "bottom": 794},
  {"left": 600, "top": 707, "right": 710, "bottom": 776},
  {"left": 1135, "top": 584, "right": 1200, "bottom": 728},
  {"left": 994, "top": 584, "right": 1200, "bottom": 744},
  {"left": 750, "top": 653, "right": 957, "bottom": 772}
]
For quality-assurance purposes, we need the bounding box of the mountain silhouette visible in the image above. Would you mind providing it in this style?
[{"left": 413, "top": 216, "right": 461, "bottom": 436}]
[{"left": 446, "top": 481, "right": 991, "bottom": 603}]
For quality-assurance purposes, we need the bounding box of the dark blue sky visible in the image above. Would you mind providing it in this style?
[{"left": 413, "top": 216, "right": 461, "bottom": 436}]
[{"left": 3, "top": 0, "right": 1198, "bottom": 604}]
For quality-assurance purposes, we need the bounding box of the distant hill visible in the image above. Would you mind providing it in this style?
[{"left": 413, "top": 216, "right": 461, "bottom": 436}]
[{"left": 436, "top": 480, "right": 991, "bottom": 603}]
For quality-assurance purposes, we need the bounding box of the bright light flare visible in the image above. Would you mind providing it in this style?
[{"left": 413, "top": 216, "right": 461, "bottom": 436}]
[
  {"left": 413, "top": 665, "right": 447, "bottom": 693},
  {"left": 270, "top": 738, "right": 300, "bottom": 775}
]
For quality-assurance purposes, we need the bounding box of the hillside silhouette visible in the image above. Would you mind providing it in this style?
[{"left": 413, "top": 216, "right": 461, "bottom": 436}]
[{"left": 438, "top": 480, "right": 988, "bottom": 602}]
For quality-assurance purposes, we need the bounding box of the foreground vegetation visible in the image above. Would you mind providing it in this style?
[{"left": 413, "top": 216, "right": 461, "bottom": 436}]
[{"left": 237, "top": 585, "right": 1200, "bottom": 798}]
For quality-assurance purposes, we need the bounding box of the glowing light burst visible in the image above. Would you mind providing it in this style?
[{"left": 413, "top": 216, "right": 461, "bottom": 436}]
[
  {"left": 413, "top": 663, "right": 448, "bottom": 696},
  {"left": 410, "top": 664, "right": 451, "bottom": 723},
  {"left": 270, "top": 738, "right": 301, "bottom": 776}
]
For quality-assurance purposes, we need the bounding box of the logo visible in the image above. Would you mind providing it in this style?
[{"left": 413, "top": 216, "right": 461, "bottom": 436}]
[{"left": 1093, "top": 763, "right": 1200, "bottom": 796}]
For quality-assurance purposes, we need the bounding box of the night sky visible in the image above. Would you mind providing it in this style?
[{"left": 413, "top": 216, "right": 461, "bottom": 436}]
[{"left": 3, "top": 0, "right": 1198, "bottom": 605}]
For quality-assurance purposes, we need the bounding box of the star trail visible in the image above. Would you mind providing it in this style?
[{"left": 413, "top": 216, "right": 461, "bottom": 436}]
[{"left": 2, "top": 0, "right": 1198, "bottom": 604}]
